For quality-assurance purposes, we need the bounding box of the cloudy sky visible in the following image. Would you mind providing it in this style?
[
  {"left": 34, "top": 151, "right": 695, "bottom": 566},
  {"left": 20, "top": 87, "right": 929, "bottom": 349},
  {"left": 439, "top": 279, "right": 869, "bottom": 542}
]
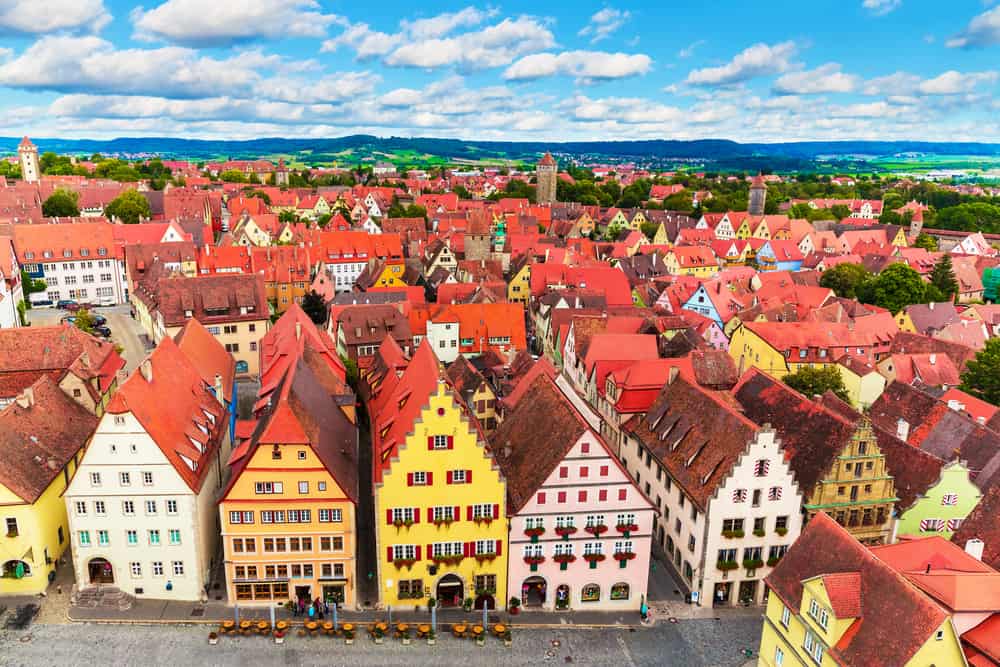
[{"left": 1, "top": 0, "right": 1000, "bottom": 142}]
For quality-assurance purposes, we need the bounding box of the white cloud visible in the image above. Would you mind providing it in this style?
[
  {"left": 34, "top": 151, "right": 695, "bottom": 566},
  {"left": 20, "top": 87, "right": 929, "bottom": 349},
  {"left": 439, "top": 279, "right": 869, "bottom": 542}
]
[
  {"left": 947, "top": 6, "right": 1000, "bottom": 48},
  {"left": 862, "top": 71, "right": 921, "bottom": 95},
  {"left": 862, "top": 0, "right": 901, "bottom": 16},
  {"left": 324, "top": 14, "right": 555, "bottom": 71},
  {"left": 678, "top": 40, "right": 705, "bottom": 58},
  {"left": 773, "top": 63, "right": 859, "bottom": 94},
  {"left": 578, "top": 8, "right": 630, "bottom": 43},
  {"left": 503, "top": 50, "right": 652, "bottom": 82},
  {"left": 0, "top": 0, "right": 110, "bottom": 33},
  {"left": 686, "top": 41, "right": 796, "bottom": 86},
  {"left": 917, "top": 70, "right": 998, "bottom": 94},
  {"left": 131, "top": 0, "right": 338, "bottom": 45}
]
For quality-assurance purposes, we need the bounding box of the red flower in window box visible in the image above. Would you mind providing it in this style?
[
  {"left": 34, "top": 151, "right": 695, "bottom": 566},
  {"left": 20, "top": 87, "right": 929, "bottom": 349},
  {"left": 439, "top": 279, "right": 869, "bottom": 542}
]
[
  {"left": 432, "top": 554, "right": 465, "bottom": 566},
  {"left": 524, "top": 526, "right": 545, "bottom": 538},
  {"left": 523, "top": 555, "right": 546, "bottom": 566},
  {"left": 582, "top": 553, "right": 606, "bottom": 563},
  {"left": 554, "top": 526, "right": 577, "bottom": 537},
  {"left": 615, "top": 523, "right": 638, "bottom": 534},
  {"left": 612, "top": 551, "right": 636, "bottom": 562},
  {"left": 552, "top": 553, "right": 576, "bottom": 564},
  {"left": 584, "top": 524, "right": 608, "bottom": 536},
  {"left": 393, "top": 558, "right": 417, "bottom": 569}
]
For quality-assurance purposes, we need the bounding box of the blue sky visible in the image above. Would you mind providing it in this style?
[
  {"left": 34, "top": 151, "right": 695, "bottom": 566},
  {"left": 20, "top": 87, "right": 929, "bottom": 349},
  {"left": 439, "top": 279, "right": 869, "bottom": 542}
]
[{"left": 1, "top": 0, "right": 1000, "bottom": 142}]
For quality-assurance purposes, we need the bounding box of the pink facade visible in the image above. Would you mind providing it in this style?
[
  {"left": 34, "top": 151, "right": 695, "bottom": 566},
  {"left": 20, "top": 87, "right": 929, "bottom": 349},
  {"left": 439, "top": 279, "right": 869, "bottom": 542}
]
[{"left": 507, "top": 430, "right": 655, "bottom": 611}]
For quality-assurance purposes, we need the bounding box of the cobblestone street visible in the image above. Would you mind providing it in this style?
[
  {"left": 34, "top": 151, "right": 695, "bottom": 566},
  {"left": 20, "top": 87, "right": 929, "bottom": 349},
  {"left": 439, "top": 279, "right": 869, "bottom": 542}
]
[{"left": 0, "top": 617, "right": 763, "bottom": 667}]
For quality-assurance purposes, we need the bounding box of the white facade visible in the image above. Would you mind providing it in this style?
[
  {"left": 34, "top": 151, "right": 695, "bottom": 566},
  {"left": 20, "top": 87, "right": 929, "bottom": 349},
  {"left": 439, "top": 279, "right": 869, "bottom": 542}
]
[
  {"left": 425, "top": 319, "right": 460, "bottom": 362},
  {"left": 65, "top": 410, "right": 226, "bottom": 601},
  {"left": 18, "top": 142, "right": 39, "bottom": 183},
  {"left": 620, "top": 428, "right": 803, "bottom": 607},
  {"left": 0, "top": 276, "right": 20, "bottom": 328},
  {"left": 508, "top": 431, "right": 655, "bottom": 611},
  {"left": 323, "top": 259, "right": 368, "bottom": 293},
  {"left": 28, "top": 257, "right": 127, "bottom": 306}
]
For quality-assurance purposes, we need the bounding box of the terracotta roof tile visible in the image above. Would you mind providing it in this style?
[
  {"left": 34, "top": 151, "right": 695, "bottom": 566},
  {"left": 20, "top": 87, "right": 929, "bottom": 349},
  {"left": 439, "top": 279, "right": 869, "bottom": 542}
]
[{"left": 952, "top": 485, "right": 1000, "bottom": 571}]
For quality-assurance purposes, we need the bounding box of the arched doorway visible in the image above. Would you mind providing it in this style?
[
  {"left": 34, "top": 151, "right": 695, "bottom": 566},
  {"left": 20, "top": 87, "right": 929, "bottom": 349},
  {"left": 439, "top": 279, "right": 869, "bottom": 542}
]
[
  {"left": 521, "top": 576, "right": 546, "bottom": 607},
  {"left": 2, "top": 560, "right": 30, "bottom": 579},
  {"left": 435, "top": 574, "right": 463, "bottom": 607},
  {"left": 88, "top": 557, "right": 114, "bottom": 584},
  {"left": 474, "top": 593, "right": 495, "bottom": 610}
]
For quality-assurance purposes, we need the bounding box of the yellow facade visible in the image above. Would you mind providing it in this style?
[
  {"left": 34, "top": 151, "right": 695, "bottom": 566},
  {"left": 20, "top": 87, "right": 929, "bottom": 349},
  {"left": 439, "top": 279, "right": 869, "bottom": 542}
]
[
  {"left": 835, "top": 364, "right": 886, "bottom": 409},
  {"left": 758, "top": 578, "right": 964, "bottom": 667},
  {"left": 752, "top": 220, "right": 772, "bottom": 240},
  {"left": 802, "top": 418, "right": 896, "bottom": 545},
  {"left": 891, "top": 228, "right": 908, "bottom": 247},
  {"left": 628, "top": 210, "right": 648, "bottom": 231},
  {"left": 220, "top": 443, "right": 357, "bottom": 607},
  {"left": 652, "top": 223, "right": 670, "bottom": 246},
  {"left": 507, "top": 263, "right": 531, "bottom": 304},
  {"left": 665, "top": 252, "right": 717, "bottom": 278},
  {"left": 374, "top": 383, "right": 508, "bottom": 609},
  {"left": 270, "top": 280, "right": 310, "bottom": 314},
  {"left": 729, "top": 323, "right": 817, "bottom": 378},
  {"left": 735, "top": 219, "right": 753, "bottom": 239},
  {"left": 0, "top": 455, "right": 79, "bottom": 594},
  {"left": 895, "top": 311, "right": 917, "bottom": 333},
  {"left": 371, "top": 261, "right": 406, "bottom": 289}
]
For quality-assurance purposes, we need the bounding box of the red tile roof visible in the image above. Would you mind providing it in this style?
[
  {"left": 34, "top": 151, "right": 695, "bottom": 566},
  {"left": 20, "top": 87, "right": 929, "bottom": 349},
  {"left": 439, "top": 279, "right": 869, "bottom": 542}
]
[
  {"left": 173, "top": 318, "right": 236, "bottom": 404},
  {"left": 106, "top": 337, "right": 227, "bottom": 493},
  {"left": 13, "top": 220, "right": 121, "bottom": 262},
  {"left": 822, "top": 572, "right": 863, "bottom": 618}
]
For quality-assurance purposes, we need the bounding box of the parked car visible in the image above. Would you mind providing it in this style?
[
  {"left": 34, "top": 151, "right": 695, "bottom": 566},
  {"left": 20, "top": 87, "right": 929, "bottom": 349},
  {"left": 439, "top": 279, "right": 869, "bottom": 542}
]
[
  {"left": 57, "top": 299, "right": 78, "bottom": 310},
  {"left": 90, "top": 315, "right": 107, "bottom": 326},
  {"left": 94, "top": 326, "right": 112, "bottom": 338}
]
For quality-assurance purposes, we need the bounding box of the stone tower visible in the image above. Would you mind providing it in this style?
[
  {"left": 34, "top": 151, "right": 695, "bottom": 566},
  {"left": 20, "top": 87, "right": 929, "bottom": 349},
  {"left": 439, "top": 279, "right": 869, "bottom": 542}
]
[
  {"left": 18, "top": 136, "right": 39, "bottom": 183},
  {"left": 536, "top": 152, "right": 557, "bottom": 204},
  {"left": 748, "top": 172, "right": 767, "bottom": 216},
  {"left": 275, "top": 158, "right": 289, "bottom": 186}
]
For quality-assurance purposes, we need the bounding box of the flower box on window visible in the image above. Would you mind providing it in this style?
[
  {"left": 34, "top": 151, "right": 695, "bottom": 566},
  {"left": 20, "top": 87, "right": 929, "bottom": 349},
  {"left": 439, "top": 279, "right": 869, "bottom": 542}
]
[
  {"left": 392, "top": 518, "right": 414, "bottom": 529},
  {"left": 552, "top": 553, "right": 576, "bottom": 570},
  {"left": 612, "top": 551, "right": 636, "bottom": 562},
  {"left": 473, "top": 517, "right": 494, "bottom": 526},
  {"left": 554, "top": 526, "right": 577, "bottom": 538},
  {"left": 742, "top": 558, "right": 764, "bottom": 571},
  {"left": 524, "top": 526, "right": 545, "bottom": 543},
  {"left": 616, "top": 523, "right": 638, "bottom": 536},
  {"left": 475, "top": 552, "right": 497, "bottom": 564},
  {"left": 393, "top": 558, "right": 416, "bottom": 569},
  {"left": 716, "top": 560, "right": 739, "bottom": 571},
  {"left": 432, "top": 518, "right": 454, "bottom": 527},
  {"left": 766, "top": 556, "right": 782, "bottom": 567},
  {"left": 752, "top": 529, "right": 766, "bottom": 537},
  {"left": 775, "top": 527, "right": 788, "bottom": 536},
  {"left": 432, "top": 554, "right": 464, "bottom": 566},
  {"left": 523, "top": 555, "right": 545, "bottom": 571},
  {"left": 584, "top": 524, "right": 608, "bottom": 536},
  {"left": 722, "top": 529, "right": 745, "bottom": 539}
]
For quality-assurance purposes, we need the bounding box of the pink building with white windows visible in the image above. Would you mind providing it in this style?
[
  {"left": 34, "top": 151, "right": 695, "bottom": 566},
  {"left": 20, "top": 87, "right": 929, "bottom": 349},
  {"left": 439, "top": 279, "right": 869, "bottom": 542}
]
[{"left": 493, "top": 372, "right": 655, "bottom": 612}]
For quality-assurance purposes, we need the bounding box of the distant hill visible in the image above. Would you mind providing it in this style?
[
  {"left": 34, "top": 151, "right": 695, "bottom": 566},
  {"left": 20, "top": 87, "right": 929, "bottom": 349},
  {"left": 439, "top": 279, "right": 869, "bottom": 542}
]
[{"left": 3, "top": 135, "right": 1000, "bottom": 167}]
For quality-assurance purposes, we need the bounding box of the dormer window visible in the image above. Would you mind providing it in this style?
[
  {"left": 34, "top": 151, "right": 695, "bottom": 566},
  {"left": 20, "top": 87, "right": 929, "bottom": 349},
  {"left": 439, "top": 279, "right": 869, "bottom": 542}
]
[
  {"left": 80, "top": 248, "right": 89, "bottom": 257},
  {"left": 63, "top": 250, "right": 72, "bottom": 258},
  {"left": 43, "top": 251, "right": 52, "bottom": 258},
  {"left": 98, "top": 247, "right": 107, "bottom": 256}
]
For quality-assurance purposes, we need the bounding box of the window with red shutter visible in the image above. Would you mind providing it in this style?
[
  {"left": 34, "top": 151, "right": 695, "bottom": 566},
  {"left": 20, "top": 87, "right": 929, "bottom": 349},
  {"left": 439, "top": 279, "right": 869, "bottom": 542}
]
[
  {"left": 446, "top": 470, "right": 453, "bottom": 484},
  {"left": 426, "top": 544, "right": 433, "bottom": 560},
  {"left": 407, "top": 473, "right": 414, "bottom": 486},
  {"left": 427, "top": 436, "right": 434, "bottom": 450},
  {"left": 580, "top": 466, "right": 589, "bottom": 478},
  {"left": 492, "top": 503, "right": 499, "bottom": 519},
  {"left": 537, "top": 492, "right": 546, "bottom": 504},
  {"left": 453, "top": 506, "right": 460, "bottom": 522},
  {"left": 495, "top": 539, "right": 502, "bottom": 556},
  {"left": 559, "top": 466, "right": 568, "bottom": 478},
  {"left": 413, "top": 508, "right": 421, "bottom": 524},
  {"left": 466, "top": 506, "right": 473, "bottom": 521},
  {"left": 577, "top": 490, "right": 586, "bottom": 502},
  {"left": 446, "top": 435, "right": 454, "bottom": 449},
  {"left": 415, "top": 546, "right": 422, "bottom": 560},
  {"left": 466, "top": 470, "right": 472, "bottom": 483},
  {"left": 426, "top": 472, "right": 433, "bottom": 485},
  {"left": 386, "top": 510, "right": 393, "bottom": 525},
  {"left": 618, "top": 489, "right": 627, "bottom": 501},
  {"left": 387, "top": 547, "right": 393, "bottom": 563},
  {"left": 557, "top": 491, "right": 566, "bottom": 503},
  {"left": 599, "top": 489, "right": 608, "bottom": 501},
  {"left": 600, "top": 465, "right": 609, "bottom": 476},
  {"left": 581, "top": 442, "right": 590, "bottom": 454}
]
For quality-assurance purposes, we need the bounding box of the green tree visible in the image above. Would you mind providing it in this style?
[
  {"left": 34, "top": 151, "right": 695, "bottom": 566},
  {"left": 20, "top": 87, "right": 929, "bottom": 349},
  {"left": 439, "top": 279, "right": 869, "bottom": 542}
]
[
  {"left": 856, "top": 263, "right": 929, "bottom": 314},
  {"left": 662, "top": 192, "right": 694, "bottom": 213},
  {"left": 278, "top": 210, "right": 300, "bottom": 223},
  {"left": 960, "top": 338, "right": 1000, "bottom": 405},
  {"left": 928, "top": 254, "right": 958, "bottom": 301},
  {"left": 219, "top": 169, "right": 248, "bottom": 183},
  {"left": 73, "top": 309, "right": 96, "bottom": 334},
  {"left": 300, "top": 290, "right": 327, "bottom": 325},
  {"left": 783, "top": 365, "right": 850, "bottom": 402},
  {"left": 20, "top": 270, "right": 46, "bottom": 296},
  {"left": 830, "top": 204, "right": 852, "bottom": 220},
  {"left": 819, "top": 263, "right": 870, "bottom": 299},
  {"left": 340, "top": 354, "right": 360, "bottom": 390},
  {"left": 42, "top": 189, "right": 80, "bottom": 217},
  {"left": 316, "top": 213, "right": 333, "bottom": 228},
  {"left": 913, "top": 233, "right": 938, "bottom": 251},
  {"left": 104, "top": 189, "right": 151, "bottom": 224},
  {"left": 639, "top": 222, "right": 660, "bottom": 241},
  {"left": 245, "top": 189, "right": 271, "bottom": 205}
]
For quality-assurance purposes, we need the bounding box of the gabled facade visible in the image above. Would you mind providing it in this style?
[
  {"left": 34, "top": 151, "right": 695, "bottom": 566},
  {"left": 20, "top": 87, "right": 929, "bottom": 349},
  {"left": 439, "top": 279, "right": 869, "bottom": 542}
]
[
  {"left": 621, "top": 372, "right": 803, "bottom": 606},
  {"left": 366, "top": 340, "right": 509, "bottom": 609},
  {"left": 495, "top": 374, "right": 655, "bottom": 611},
  {"left": 895, "top": 460, "right": 982, "bottom": 540},
  {"left": 65, "top": 337, "right": 230, "bottom": 601}
]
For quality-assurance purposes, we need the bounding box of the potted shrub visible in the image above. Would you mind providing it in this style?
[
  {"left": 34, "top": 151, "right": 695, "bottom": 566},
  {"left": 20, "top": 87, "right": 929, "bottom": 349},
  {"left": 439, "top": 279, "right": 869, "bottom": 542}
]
[
  {"left": 427, "top": 597, "right": 437, "bottom": 612},
  {"left": 462, "top": 597, "right": 474, "bottom": 612},
  {"left": 400, "top": 627, "right": 412, "bottom": 645},
  {"left": 344, "top": 628, "right": 355, "bottom": 645},
  {"left": 554, "top": 525, "right": 577, "bottom": 538},
  {"left": 508, "top": 597, "right": 521, "bottom": 615},
  {"left": 426, "top": 630, "right": 436, "bottom": 646},
  {"left": 716, "top": 560, "right": 739, "bottom": 572},
  {"left": 208, "top": 631, "right": 219, "bottom": 645},
  {"left": 722, "top": 529, "right": 745, "bottom": 539},
  {"left": 432, "top": 517, "right": 453, "bottom": 527},
  {"left": 775, "top": 527, "right": 788, "bottom": 536},
  {"left": 502, "top": 630, "right": 512, "bottom": 647},
  {"left": 766, "top": 556, "right": 782, "bottom": 567},
  {"left": 743, "top": 558, "right": 765, "bottom": 571},
  {"left": 475, "top": 631, "right": 486, "bottom": 647},
  {"left": 274, "top": 629, "right": 286, "bottom": 645},
  {"left": 373, "top": 626, "right": 385, "bottom": 644},
  {"left": 585, "top": 523, "right": 608, "bottom": 536},
  {"left": 753, "top": 528, "right": 766, "bottom": 537}
]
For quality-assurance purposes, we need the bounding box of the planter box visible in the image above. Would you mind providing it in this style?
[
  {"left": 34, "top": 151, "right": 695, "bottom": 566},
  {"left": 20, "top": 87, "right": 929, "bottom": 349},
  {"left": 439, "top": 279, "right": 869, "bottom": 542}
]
[
  {"left": 274, "top": 636, "right": 285, "bottom": 645},
  {"left": 427, "top": 638, "right": 436, "bottom": 646},
  {"left": 402, "top": 637, "right": 411, "bottom": 645},
  {"left": 374, "top": 637, "right": 384, "bottom": 645},
  {"left": 504, "top": 640, "right": 513, "bottom": 648},
  {"left": 345, "top": 638, "right": 354, "bottom": 645},
  {"left": 208, "top": 636, "right": 219, "bottom": 646}
]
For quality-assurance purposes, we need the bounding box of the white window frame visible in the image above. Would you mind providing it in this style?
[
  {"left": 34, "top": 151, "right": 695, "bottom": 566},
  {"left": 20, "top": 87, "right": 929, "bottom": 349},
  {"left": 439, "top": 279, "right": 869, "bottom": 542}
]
[{"left": 391, "top": 544, "right": 416, "bottom": 560}]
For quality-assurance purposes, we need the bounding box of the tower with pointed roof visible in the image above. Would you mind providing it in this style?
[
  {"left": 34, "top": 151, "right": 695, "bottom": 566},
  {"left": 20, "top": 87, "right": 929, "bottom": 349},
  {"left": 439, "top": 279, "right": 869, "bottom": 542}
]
[
  {"left": 536, "top": 152, "right": 557, "bottom": 204},
  {"left": 275, "top": 158, "right": 289, "bottom": 187},
  {"left": 18, "top": 136, "right": 39, "bottom": 184},
  {"left": 748, "top": 172, "right": 767, "bottom": 216}
]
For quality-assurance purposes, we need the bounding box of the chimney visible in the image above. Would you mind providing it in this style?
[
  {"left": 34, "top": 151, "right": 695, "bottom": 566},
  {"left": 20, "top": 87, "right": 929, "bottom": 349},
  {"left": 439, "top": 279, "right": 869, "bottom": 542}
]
[
  {"left": 947, "top": 399, "right": 964, "bottom": 411},
  {"left": 896, "top": 418, "right": 910, "bottom": 441},
  {"left": 295, "top": 320, "right": 302, "bottom": 340},
  {"left": 15, "top": 386, "right": 34, "bottom": 409},
  {"left": 965, "top": 538, "right": 985, "bottom": 561},
  {"left": 139, "top": 358, "right": 153, "bottom": 383},
  {"left": 929, "top": 354, "right": 936, "bottom": 365},
  {"left": 214, "top": 373, "right": 224, "bottom": 404}
]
